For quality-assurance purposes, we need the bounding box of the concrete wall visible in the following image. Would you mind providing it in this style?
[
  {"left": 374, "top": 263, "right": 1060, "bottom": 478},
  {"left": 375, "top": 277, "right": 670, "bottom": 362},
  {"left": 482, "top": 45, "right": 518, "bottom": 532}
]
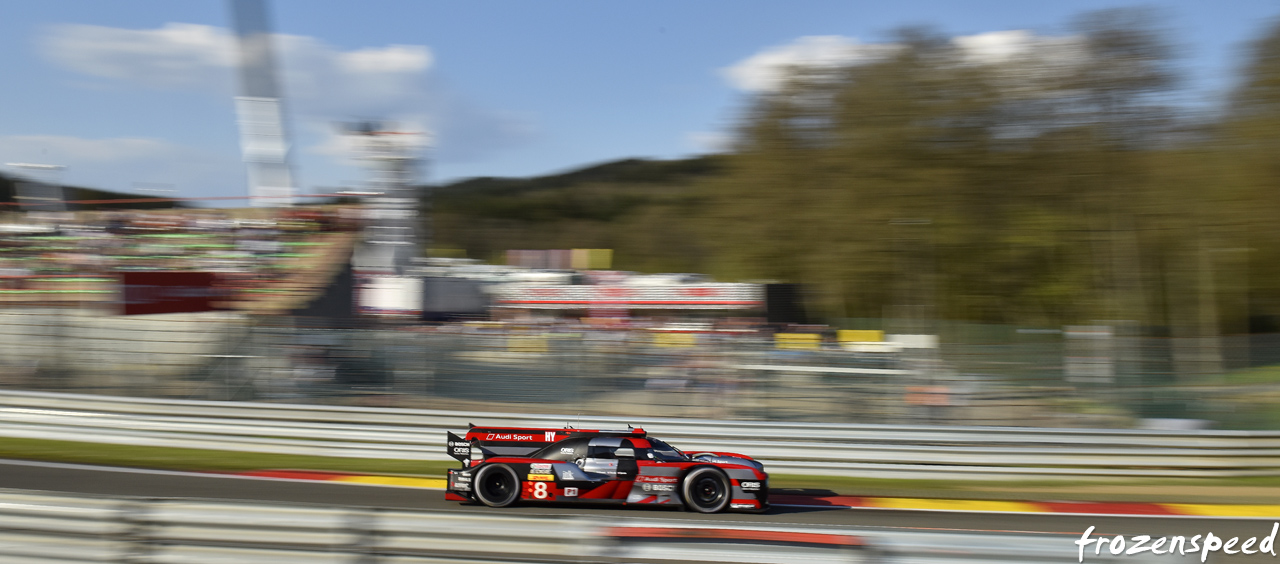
[{"left": 0, "top": 308, "right": 247, "bottom": 389}]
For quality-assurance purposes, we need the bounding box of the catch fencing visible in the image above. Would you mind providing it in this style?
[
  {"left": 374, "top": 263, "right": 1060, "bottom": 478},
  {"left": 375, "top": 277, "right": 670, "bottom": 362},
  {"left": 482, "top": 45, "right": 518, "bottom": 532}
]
[
  {"left": 2, "top": 389, "right": 1280, "bottom": 481},
  {"left": 2, "top": 307, "right": 1280, "bottom": 428},
  {"left": 0, "top": 488, "right": 1174, "bottom": 563}
]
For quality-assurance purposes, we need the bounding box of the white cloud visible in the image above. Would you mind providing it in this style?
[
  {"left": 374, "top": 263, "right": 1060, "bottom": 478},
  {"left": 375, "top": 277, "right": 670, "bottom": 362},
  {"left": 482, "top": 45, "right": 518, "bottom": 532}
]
[
  {"left": 41, "top": 23, "right": 435, "bottom": 116},
  {"left": 953, "top": 30, "right": 1036, "bottom": 65},
  {"left": 270, "top": 34, "right": 434, "bottom": 117},
  {"left": 721, "top": 35, "right": 896, "bottom": 93},
  {"left": 953, "top": 30, "right": 1086, "bottom": 69},
  {"left": 723, "top": 31, "right": 1083, "bottom": 93},
  {"left": 40, "top": 23, "right": 531, "bottom": 166},
  {"left": 42, "top": 23, "right": 235, "bottom": 88},
  {"left": 338, "top": 45, "right": 431, "bottom": 74},
  {"left": 686, "top": 131, "right": 732, "bottom": 153}
]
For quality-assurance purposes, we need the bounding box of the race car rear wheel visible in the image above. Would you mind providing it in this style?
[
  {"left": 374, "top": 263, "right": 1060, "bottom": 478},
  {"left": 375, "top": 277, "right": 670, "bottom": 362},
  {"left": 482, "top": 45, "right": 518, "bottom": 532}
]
[
  {"left": 473, "top": 464, "right": 520, "bottom": 508},
  {"left": 682, "top": 467, "right": 730, "bottom": 513}
]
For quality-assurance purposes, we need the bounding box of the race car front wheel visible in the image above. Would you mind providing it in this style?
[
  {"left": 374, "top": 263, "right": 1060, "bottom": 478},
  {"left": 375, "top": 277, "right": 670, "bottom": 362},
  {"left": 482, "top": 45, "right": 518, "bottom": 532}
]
[
  {"left": 682, "top": 467, "right": 730, "bottom": 513},
  {"left": 473, "top": 464, "right": 520, "bottom": 508}
]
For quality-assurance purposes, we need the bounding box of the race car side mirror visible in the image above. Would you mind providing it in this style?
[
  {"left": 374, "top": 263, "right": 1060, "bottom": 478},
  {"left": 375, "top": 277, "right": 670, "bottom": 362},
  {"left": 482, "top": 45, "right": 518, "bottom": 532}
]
[{"left": 615, "top": 447, "right": 635, "bottom": 459}]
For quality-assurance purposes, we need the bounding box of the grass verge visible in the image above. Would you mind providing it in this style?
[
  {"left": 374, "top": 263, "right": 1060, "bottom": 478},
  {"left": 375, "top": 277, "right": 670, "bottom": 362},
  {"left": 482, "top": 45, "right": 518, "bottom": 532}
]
[{"left": 0, "top": 437, "right": 455, "bottom": 477}]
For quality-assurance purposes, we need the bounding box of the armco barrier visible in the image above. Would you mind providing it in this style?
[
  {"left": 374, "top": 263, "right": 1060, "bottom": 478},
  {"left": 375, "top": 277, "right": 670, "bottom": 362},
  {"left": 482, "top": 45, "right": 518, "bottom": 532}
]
[
  {"left": 1, "top": 389, "right": 1280, "bottom": 480},
  {"left": 0, "top": 489, "right": 1173, "bottom": 564}
]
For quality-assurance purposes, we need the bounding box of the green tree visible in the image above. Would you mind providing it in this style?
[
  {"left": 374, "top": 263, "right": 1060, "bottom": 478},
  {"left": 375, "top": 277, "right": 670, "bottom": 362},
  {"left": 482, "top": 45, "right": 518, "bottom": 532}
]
[{"left": 702, "top": 11, "right": 1186, "bottom": 327}]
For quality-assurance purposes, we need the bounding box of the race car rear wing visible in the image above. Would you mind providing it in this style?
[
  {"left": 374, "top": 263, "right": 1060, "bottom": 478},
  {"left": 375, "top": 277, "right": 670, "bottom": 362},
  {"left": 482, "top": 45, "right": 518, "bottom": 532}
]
[
  {"left": 446, "top": 427, "right": 558, "bottom": 466},
  {"left": 447, "top": 426, "right": 649, "bottom": 466},
  {"left": 447, "top": 431, "right": 472, "bottom": 463}
]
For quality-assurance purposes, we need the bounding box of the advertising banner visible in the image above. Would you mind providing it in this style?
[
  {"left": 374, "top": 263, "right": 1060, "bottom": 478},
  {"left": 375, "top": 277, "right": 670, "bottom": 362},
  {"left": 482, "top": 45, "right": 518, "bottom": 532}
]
[
  {"left": 358, "top": 276, "right": 423, "bottom": 316},
  {"left": 491, "top": 284, "right": 762, "bottom": 311},
  {"left": 121, "top": 271, "right": 221, "bottom": 315}
]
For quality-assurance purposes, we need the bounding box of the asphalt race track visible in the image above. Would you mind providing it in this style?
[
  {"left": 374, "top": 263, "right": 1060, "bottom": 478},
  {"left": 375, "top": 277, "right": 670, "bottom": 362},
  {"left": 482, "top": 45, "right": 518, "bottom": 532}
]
[{"left": 2, "top": 458, "right": 1277, "bottom": 561}]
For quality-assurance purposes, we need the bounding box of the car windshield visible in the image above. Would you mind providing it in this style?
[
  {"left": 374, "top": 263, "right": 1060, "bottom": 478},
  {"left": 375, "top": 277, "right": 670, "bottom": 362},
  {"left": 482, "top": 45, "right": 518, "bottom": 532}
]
[{"left": 645, "top": 438, "right": 689, "bottom": 462}]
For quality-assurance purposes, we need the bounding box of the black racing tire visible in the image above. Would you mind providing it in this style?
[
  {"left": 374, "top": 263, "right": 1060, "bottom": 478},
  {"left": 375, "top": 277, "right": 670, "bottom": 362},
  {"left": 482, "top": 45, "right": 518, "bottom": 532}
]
[
  {"left": 681, "top": 467, "right": 731, "bottom": 513},
  {"left": 473, "top": 464, "right": 520, "bottom": 508}
]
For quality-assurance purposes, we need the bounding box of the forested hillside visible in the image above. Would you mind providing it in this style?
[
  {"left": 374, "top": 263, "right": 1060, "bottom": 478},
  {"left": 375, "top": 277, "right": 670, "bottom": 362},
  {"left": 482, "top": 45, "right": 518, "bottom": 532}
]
[
  {"left": 431, "top": 157, "right": 723, "bottom": 274},
  {"left": 429, "top": 9, "right": 1280, "bottom": 332}
]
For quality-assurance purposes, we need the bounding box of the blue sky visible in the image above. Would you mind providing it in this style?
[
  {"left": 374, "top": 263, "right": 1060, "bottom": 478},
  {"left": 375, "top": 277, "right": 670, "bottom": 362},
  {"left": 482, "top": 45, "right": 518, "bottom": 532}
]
[{"left": 1, "top": 1, "right": 1277, "bottom": 201}]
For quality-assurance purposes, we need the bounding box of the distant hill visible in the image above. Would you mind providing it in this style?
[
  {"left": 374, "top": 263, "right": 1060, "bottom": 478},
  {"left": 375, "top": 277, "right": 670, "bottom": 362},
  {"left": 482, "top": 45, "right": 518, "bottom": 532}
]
[
  {"left": 0, "top": 173, "right": 185, "bottom": 211},
  {"left": 428, "top": 156, "right": 726, "bottom": 272},
  {"left": 436, "top": 157, "right": 724, "bottom": 197}
]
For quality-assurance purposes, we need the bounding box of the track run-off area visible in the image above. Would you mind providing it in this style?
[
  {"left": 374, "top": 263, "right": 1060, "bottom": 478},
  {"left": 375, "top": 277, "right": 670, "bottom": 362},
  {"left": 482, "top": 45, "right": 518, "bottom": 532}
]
[
  {"left": 3, "top": 459, "right": 1280, "bottom": 563},
  {"left": 231, "top": 469, "right": 1280, "bottom": 518}
]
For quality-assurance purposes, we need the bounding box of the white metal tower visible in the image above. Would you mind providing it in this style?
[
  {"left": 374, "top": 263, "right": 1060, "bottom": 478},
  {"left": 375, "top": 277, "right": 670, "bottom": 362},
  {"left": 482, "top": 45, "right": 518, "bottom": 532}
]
[
  {"left": 230, "top": 0, "right": 295, "bottom": 207},
  {"left": 346, "top": 122, "right": 428, "bottom": 275}
]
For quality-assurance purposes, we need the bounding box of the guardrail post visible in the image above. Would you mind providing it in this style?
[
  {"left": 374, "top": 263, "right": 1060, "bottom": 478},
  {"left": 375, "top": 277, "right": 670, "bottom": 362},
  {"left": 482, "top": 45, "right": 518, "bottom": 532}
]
[
  {"left": 347, "top": 507, "right": 379, "bottom": 564},
  {"left": 574, "top": 517, "right": 616, "bottom": 563},
  {"left": 117, "top": 498, "right": 153, "bottom": 564}
]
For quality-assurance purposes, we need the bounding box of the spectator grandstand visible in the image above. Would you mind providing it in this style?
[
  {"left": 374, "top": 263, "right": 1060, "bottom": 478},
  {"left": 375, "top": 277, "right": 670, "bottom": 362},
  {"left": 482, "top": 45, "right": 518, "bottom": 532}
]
[{"left": 0, "top": 206, "right": 359, "bottom": 314}]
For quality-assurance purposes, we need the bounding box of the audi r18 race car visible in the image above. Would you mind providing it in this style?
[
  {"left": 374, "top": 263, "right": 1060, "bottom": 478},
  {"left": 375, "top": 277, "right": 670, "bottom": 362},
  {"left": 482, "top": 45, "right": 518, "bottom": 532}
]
[{"left": 444, "top": 425, "right": 768, "bottom": 513}]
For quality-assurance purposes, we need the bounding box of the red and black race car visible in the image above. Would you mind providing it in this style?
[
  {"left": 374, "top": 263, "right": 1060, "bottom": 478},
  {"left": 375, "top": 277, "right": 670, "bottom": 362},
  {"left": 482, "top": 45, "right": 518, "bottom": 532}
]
[{"left": 444, "top": 425, "right": 768, "bottom": 513}]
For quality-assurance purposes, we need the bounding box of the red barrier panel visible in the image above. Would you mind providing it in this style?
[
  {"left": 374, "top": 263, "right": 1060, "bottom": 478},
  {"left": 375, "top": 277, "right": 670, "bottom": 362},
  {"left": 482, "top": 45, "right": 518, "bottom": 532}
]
[{"left": 121, "top": 271, "right": 221, "bottom": 315}]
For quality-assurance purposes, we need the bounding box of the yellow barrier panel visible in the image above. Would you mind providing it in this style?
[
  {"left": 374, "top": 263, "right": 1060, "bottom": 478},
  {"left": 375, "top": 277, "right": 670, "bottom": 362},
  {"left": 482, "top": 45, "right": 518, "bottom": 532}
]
[
  {"left": 775, "top": 333, "right": 820, "bottom": 350},
  {"left": 838, "top": 330, "right": 883, "bottom": 343},
  {"left": 653, "top": 332, "right": 697, "bottom": 348},
  {"left": 508, "top": 335, "right": 548, "bottom": 353},
  {"left": 571, "top": 249, "right": 613, "bottom": 270}
]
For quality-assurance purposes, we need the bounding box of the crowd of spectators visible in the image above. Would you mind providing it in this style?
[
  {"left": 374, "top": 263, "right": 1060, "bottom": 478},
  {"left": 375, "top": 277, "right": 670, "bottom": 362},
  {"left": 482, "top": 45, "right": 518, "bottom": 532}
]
[{"left": 0, "top": 207, "right": 359, "bottom": 292}]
